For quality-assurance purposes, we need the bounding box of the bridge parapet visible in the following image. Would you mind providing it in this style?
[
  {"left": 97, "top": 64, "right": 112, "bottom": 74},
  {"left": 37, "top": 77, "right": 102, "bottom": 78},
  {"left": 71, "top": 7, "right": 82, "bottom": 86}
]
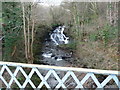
[{"left": 0, "top": 61, "right": 120, "bottom": 89}]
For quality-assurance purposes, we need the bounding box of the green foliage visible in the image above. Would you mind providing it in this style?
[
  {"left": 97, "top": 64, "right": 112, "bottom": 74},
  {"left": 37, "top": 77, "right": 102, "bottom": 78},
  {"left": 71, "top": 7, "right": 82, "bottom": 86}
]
[
  {"left": 108, "top": 3, "right": 113, "bottom": 9},
  {"left": 2, "top": 2, "right": 23, "bottom": 61},
  {"left": 98, "top": 24, "right": 117, "bottom": 46},
  {"left": 59, "top": 40, "right": 77, "bottom": 50},
  {"left": 0, "top": 18, "right": 2, "bottom": 22},
  {"left": 89, "top": 24, "right": 118, "bottom": 46},
  {"left": 89, "top": 33, "right": 97, "bottom": 41}
]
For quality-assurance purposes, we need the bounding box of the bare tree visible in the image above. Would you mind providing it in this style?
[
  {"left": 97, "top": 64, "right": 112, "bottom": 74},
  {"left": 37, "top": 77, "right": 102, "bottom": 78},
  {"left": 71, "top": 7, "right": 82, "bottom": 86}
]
[{"left": 21, "top": 2, "right": 36, "bottom": 63}]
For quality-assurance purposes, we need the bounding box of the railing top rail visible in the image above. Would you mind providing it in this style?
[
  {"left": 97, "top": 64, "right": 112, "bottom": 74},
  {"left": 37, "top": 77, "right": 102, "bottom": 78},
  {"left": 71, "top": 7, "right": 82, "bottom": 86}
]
[{"left": 0, "top": 61, "right": 119, "bottom": 75}]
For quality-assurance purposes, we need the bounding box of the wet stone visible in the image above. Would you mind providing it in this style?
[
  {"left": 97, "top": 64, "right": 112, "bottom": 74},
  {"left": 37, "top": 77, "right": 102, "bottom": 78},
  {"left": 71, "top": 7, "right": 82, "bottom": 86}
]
[{"left": 40, "top": 26, "right": 74, "bottom": 66}]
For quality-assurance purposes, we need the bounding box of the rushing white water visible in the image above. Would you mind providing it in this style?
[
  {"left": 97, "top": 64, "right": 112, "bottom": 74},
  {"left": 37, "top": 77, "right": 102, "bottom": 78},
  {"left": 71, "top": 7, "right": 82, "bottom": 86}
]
[
  {"left": 42, "top": 53, "right": 52, "bottom": 58},
  {"left": 42, "top": 26, "right": 70, "bottom": 61},
  {"left": 50, "top": 26, "right": 69, "bottom": 45}
]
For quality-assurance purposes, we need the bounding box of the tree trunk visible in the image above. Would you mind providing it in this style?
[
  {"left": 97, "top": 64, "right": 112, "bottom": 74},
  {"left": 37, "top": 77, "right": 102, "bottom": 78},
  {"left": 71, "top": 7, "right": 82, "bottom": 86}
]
[
  {"left": 27, "top": 17, "right": 30, "bottom": 59},
  {"left": 31, "top": 19, "right": 35, "bottom": 62},
  {"left": 22, "top": 2, "right": 28, "bottom": 60},
  {"left": 21, "top": 2, "right": 36, "bottom": 64}
]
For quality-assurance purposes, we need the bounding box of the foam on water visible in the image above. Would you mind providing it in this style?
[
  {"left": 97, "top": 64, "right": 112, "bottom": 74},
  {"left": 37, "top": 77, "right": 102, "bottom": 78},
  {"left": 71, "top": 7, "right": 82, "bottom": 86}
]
[
  {"left": 50, "top": 26, "right": 69, "bottom": 45},
  {"left": 42, "top": 26, "right": 70, "bottom": 61}
]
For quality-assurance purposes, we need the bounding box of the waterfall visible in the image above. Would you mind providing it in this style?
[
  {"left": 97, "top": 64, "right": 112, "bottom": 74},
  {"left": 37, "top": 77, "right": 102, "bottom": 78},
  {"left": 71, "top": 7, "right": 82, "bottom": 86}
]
[
  {"left": 50, "top": 26, "right": 69, "bottom": 45},
  {"left": 42, "top": 25, "right": 70, "bottom": 61}
]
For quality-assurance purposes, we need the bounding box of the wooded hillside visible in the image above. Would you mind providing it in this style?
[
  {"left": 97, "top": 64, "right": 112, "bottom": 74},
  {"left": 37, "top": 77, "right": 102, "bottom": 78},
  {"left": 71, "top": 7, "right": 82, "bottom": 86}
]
[{"left": 1, "top": 1, "right": 119, "bottom": 70}]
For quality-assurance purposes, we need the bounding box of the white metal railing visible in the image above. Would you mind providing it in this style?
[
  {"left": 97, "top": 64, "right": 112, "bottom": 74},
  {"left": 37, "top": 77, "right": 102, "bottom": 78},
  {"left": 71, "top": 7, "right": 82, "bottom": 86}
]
[{"left": 0, "top": 61, "right": 120, "bottom": 89}]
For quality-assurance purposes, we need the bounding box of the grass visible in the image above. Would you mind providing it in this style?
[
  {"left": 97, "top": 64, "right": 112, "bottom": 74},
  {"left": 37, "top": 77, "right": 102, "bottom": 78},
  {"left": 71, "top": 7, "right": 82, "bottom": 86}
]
[
  {"left": 0, "top": 18, "right": 2, "bottom": 23},
  {"left": 59, "top": 41, "right": 77, "bottom": 51}
]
